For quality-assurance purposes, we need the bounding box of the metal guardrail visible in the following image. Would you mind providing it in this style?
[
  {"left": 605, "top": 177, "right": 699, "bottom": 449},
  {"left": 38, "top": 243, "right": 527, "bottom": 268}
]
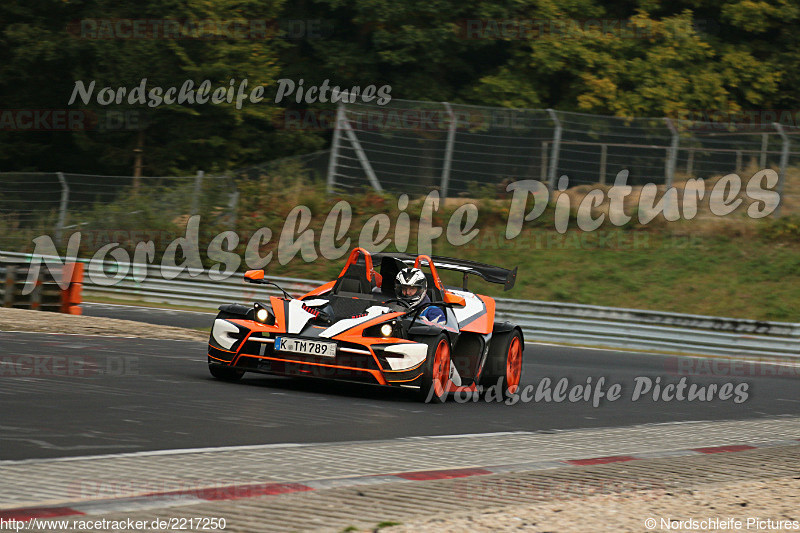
[
  {"left": 2, "top": 251, "right": 799, "bottom": 359},
  {"left": 0, "top": 260, "right": 83, "bottom": 313},
  {"left": 493, "top": 298, "right": 800, "bottom": 358}
]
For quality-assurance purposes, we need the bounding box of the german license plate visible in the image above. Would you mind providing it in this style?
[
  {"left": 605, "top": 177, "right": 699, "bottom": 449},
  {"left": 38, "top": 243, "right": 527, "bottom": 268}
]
[{"left": 275, "top": 337, "right": 336, "bottom": 358}]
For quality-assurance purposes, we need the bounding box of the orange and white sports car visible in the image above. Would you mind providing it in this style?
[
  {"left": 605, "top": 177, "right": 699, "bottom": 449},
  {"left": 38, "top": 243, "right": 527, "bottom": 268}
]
[{"left": 207, "top": 248, "right": 522, "bottom": 403}]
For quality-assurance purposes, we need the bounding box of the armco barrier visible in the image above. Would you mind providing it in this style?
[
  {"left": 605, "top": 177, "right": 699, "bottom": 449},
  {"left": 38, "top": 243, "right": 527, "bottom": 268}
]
[
  {"left": 0, "top": 259, "right": 84, "bottom": 314},
  {"left": 1, "top": 251, "right": 798, "bottom": 358},
  {"left": 493, "top": 298, "right": 800, "bottom": 358}
]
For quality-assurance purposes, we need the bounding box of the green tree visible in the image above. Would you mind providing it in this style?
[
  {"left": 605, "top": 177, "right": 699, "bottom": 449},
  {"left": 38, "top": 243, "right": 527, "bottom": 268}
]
[
  {"left": 0, "top": 0, "right": 325, "bottom": 175},
  {"left": 2, "top": 0, "right": 800, "bottom": 174},
  {"left": 467, "top": 5, "right": 784, "bottom": 117}
]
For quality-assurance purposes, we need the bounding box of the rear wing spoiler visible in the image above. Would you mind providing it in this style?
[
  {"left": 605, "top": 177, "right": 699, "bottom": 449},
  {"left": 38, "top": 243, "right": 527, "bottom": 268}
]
[{"left": 374, "top": 253, "right": 518, "bottom": 291}]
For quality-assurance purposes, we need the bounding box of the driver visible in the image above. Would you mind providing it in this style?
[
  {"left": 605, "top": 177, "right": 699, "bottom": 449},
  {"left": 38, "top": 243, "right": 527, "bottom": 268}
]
[{"left": 395, "top": 267, "right": 446, "bottom": 325}]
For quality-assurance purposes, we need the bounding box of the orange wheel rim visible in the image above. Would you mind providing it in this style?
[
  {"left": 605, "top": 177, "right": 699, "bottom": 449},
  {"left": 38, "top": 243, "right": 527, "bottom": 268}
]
[
  {"left": 432, "top": 340, "right": 451, "bottom": 397},
  {"left": 506, "top": 336, "right": 522, "bottom": 394}
]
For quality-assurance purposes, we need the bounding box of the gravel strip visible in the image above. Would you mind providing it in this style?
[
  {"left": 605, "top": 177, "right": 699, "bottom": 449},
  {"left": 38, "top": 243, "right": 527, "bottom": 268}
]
[
  {"left": 0, "top": 308, "right": 207, "bottom": 341},
  {"left": 378, "top": 476, "right": 800, "bottom": 532}
]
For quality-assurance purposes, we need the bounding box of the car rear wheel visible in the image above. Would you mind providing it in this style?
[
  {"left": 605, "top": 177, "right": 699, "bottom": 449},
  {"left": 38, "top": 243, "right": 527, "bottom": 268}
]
[
  {"left": 481, "top": 329, "right": 523, "bottom": 399},
  {"left": 417, "top": 334, "right": 452, "bottom": 403},
  {"left": 209, "top": 364, "right": 245, "bottom": 382}
]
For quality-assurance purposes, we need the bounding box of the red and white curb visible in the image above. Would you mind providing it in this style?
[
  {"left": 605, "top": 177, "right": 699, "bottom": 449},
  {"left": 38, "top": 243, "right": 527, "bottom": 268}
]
[{"left": 2, "top": 439, "right": 797, "bottom": 522}]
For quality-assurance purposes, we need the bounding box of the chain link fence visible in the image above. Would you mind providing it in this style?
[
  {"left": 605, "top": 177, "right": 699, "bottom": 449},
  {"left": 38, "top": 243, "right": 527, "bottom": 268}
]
[
  {"left": 0, "top": 172, "right": 237, "bottom": 251},
  {"left": 3, "top": 100, "right": 800, "bottom": 254},
  {"left": 327, "top": 99, "right": 800, "bottom": 215},
  {"left": 229, "top": 150, "right": 329, "bottom": 183},
  {"left": 0, "top": 151, "right": 333, "bottom": 253}
]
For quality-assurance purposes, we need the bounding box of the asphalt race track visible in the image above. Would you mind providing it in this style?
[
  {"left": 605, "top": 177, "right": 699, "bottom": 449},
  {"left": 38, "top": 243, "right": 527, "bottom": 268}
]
[
  {"left": 82, "top": 302, "right": 214, "bottom": 329},
  {"left": 1, "top": 321, "right": 798, "bottom": 461}
]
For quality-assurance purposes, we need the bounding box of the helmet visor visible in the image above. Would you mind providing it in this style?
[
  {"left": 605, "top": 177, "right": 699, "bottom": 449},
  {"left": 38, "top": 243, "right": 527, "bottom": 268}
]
[{"left": 395, "top": 282, "right": 425, "bottom": 302}]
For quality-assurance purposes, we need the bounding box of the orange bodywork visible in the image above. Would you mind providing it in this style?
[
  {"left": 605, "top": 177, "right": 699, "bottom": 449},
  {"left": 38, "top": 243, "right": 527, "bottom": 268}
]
[
  {"left": 442, "top": 291, "right": 466, "bottom": 307},
  {"left": 338, "top": 247, "right": 374, "bottom": 282},
  {"left": 270, "top": 296, "right": 287, "bottom": 329},
  {"left": 244, "top": 269, "right": 265, "bottom": 282},
  {"left": 225, "top": 305, "right": 413, "bottom": 386},
  {"left": 301, "top": 280, "right": 336, "bottom": 299},
  {"left": 460, "top": 294, "right": 495, "bottom": 334},
  {"left": 213, "top": 248, "right": 514, "bottom": 394},
  {"left": 414, "top": 254, "right": 444, "bottom": 290}
]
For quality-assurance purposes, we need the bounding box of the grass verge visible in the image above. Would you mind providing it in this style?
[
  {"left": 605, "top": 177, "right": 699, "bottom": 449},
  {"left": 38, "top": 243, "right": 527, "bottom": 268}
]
[{"left": 12, "top": 164, "right": 800, "bottom": 323}]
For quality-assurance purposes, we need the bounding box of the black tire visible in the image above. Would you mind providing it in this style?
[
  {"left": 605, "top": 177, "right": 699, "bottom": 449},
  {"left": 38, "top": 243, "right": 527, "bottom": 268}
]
[
  {"left": 416, "top": 333, "right": 452, "bottom": 403},
  {"left": 480, "top": 329, "right": 524, "bottom": 399},
  {"left": 209, "top": 309, "right": 247, "bottom": 382},
  {"left": 216, "top": 310, "right": 245, "bottom": 321},
  {"left": 209, "top": 364, "right": 245, "bottom": 382}
]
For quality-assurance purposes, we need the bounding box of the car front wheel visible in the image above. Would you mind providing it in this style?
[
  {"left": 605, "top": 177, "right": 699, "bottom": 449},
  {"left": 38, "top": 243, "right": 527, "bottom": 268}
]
[
  {"left": 417, "top": 334, "right": 452, "bottom": 403},
  {"left": 209, "top": 364, "right": 245, "bottom": 382}
]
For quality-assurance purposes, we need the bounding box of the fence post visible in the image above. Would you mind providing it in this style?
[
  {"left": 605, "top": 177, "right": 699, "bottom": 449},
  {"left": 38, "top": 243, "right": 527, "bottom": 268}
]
[
  {"left": 440, "top": 102, "right": 457, "bottom": 200},
  {"left": 686, "top": 148, "right": 695, "bottom": 176},
  {"left": 774, "top": 122, "right": 790, "bottom": 218},
  {"left": 760, "top": 133, "right": 769, "bottom": 169},
  {"left": 227, "top": 178, "right": 239, "bottom": 230},
  {"left": 540, "top": 141, "right": 548, "bottom": 182},
  {"left": 599, "top": 144, "right": 607, "bottom": 185},
  {"left": 326, "top": 104, "right": 344, "bottom": 193},
  {"left": 735, "top": 150, "right": 742, "bottom": 173},
  {"left": 55, "top": 172, "right": 69, "bottom": 247},
  {"left": 546, "top": 109, "right": 562, "bottom": 192},
  {"left": 191, "top": 170, "right": 204, "bottom": 216},
  {"left": 664, "top": 119, "right": 679, "bottom": 216},
  {"left": 341, "top": 109, "right": 383, "bottom": 192},
  {"left": 2, "top": 265, "right": 15, "bottom": 307}
]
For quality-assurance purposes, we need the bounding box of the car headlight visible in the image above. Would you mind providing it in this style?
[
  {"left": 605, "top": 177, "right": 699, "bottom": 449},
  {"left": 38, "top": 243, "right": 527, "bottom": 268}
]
[
  {"left": 253, "top": 303, "right": 273, "bottom": 324},
  {"left": 364, "top": 321, "right": 399, "bottom": 338}
]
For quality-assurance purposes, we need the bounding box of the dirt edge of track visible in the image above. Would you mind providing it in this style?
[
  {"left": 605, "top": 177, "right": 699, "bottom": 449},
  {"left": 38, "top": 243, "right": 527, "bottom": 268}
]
[
  {"left": 0, "top": 307, "right": 207, "bottom": 341},
  {"left": 377, "top": 475, "right": 800, "bottom": 533}
]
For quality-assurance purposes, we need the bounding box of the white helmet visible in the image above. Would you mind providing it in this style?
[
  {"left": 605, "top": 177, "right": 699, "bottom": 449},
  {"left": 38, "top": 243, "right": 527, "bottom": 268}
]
[{"left": 395, "top": 267, "right": 427, "bottom": 306}]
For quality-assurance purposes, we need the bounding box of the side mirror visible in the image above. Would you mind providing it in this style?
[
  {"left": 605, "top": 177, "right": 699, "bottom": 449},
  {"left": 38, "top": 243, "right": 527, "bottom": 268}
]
[
  {"left": 443, "top": 291, "right": 466, "bottom": 307},
  {"left": 244, "top": 270, "right": 265, "bottom": 283}
]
